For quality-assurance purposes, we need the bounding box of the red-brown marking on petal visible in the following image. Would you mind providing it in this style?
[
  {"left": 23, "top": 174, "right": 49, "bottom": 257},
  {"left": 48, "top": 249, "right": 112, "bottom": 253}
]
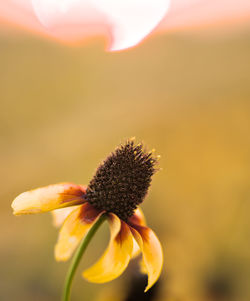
[
  {"left": 55, "top": 204, "right": 104, "bottom": 261},
  {"left": 115, "top": 220, "right": 130, "bottom": 246},
  {"left": 131, "top": 224, "right": 150, "bottom": 242},
  {"left": 129, "top": 214, "right": 144, "bottom": 227},
  {"left": 127, "top": 208, "right": 146, "bottom": 227},
  {"left": 82, "top": 213, "right": 133, "bottom": 283},
  {"left": 60, "top": 184, "right": 87, "bottom": 204},
  {"left": 78, "top": 202, "right": 103, "bottom": 224}
]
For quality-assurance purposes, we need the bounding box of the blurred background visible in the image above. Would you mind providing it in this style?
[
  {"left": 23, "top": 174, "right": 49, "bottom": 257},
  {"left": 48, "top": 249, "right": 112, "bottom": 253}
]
[{"left": 0, "top": 5, "right": 250, "bottom": 301}]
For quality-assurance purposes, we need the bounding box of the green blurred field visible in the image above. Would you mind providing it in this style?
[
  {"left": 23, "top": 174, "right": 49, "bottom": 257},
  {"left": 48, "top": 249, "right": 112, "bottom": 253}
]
[{"left": 0, "top": 25, "right": 250, "bottom": 301}]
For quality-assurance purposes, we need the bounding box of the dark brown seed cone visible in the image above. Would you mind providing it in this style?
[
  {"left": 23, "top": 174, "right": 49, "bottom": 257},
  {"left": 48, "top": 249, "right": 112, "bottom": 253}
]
[{"left": 85, "top": 140, "right": 157, "bottom": 221}]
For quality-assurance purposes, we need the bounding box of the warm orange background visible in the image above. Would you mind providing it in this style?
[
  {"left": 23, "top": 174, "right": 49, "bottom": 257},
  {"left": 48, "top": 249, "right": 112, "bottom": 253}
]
[{"left": 0, "top": 4, "right": 250, "bottom": 301}]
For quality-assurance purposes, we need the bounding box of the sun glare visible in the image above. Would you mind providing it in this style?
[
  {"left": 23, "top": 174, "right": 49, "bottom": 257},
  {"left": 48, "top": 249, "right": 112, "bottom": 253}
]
[
  {"left": 0, "top": 0, "right": 250, "bottom": 51},
  {"left": 31, "top": 0, "right": 170, "bottom": 51}
]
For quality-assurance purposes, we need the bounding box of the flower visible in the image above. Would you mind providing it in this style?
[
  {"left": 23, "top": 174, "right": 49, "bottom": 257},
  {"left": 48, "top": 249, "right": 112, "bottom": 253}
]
[{"left": 11, "top": 139, "right": 163, "bottom": 292}]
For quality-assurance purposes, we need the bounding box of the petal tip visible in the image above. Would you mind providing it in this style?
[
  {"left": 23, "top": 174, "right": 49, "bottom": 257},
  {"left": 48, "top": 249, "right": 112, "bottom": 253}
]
[
  {"left": 55, "top": 256, "right": 69, "bottom": 262},
  {"left": 130, "top": 225, "right": 163, "bottom": 293},
  {"left": 12, "top": 211, "right": 21, "bottom": 216},
  {"left": 11, "top": 194, "right": 35, "bottom": 215},
  {"left": 54, "top": 246, "right": 70, "bottom": 262}
]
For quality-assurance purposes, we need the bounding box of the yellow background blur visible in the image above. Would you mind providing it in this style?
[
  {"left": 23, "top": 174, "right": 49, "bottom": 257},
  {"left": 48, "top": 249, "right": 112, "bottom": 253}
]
[{"left": 0, "top": 24, "right": 250, "bottom": 301}]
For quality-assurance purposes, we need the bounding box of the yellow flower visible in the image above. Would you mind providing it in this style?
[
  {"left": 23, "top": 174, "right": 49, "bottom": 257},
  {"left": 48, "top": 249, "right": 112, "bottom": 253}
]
[{"left": 11, "top": 140, "right": 163, "bottom": 292}]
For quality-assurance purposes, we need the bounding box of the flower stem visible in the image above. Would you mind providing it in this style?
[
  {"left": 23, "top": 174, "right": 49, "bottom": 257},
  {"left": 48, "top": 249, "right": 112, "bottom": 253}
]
[{"left": 62, "top": 214, "right": 106, "bottom": 301}]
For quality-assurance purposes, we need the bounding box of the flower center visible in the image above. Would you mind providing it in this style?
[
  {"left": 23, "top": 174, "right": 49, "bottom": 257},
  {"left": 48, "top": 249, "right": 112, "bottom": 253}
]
[{"left": 85, "top": 140, "right": 157, "bottom": 221}]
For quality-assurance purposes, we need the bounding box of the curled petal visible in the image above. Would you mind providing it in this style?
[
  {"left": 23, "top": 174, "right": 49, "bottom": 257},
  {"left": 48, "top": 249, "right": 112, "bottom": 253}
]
[
  {"left": 139, "top": 257, "right": 147, "bottom": 275},
  {"left": 83, "top": 213, "right": 133, "bottom": 283},
  {"left": 129, "top": 207, "right": 146, "bottom": 258},
  {"left": 130, "top": 224, "right": 163, "bottom": 292},
  {"left": 131, "top": 237, "right": 140, "bottom": 259},
  {"left": 55, "top": 203, "right": 103, "bottom": 261},
  {"left": 51, "top": 205, "right": 80, "bottom": 227},
  {"left": 11, "top": 183, "right": 86, "bottom": 215}
]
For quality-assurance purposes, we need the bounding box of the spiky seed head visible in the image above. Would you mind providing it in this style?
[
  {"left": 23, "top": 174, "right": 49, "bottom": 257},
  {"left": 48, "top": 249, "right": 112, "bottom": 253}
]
[{"left": 85, "top": 140, "right": 158, "bottom": 221}]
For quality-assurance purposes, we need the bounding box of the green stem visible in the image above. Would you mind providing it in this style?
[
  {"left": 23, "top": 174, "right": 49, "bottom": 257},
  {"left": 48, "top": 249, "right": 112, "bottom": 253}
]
[{"left": 62, "top": 214, "right": 106, "bottom": 301}]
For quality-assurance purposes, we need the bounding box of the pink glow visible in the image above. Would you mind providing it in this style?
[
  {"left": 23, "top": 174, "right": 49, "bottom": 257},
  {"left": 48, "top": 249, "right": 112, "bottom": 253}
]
[
  {"left": 0, "top": 0, "right": 170, "bottom": 51},
  {"left": 161, "top": 0, "right": 250, "bottom": 31},
  {"left": 0, "top": 0, "right": 250, "bottom": 51}
]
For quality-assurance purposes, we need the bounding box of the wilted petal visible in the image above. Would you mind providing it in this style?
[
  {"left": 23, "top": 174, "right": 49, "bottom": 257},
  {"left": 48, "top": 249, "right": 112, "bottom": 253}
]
[
  {"left": 83, "top": 213, "right": 133, "bottom": 283},
  {"left": 55, "top": 203, "right": 103, "bottom": 261},
  {"left": 51, "top": 205, "right": 80, "bottom": 227},
  {"left": 130, "top": 224, "right": 163, "bottom": 292},
  {"left": 11, "top": 183, "right": 87, "bottom": 215}
]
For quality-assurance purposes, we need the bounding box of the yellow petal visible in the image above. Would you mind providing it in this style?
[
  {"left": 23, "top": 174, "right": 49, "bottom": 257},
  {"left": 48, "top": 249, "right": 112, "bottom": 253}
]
[
  {"left": 131, "top": 237, "right": 141, "bottom": 258},
  {"left": 51, "top": 206, "right": 80, "bottom": 228},
  {"left": 139, "top": 258, "right": 147, "bottom": 275},
  {"left": 82, "top": 213, "right": 133, "bottom": 283},
  {"left": 130, "top": 225, "right": 163, "bottom": 292},
  {"left": 55, "top": 203, "right": 103, "bottom": 261},
  {"left": 12, "top": 183, "right": 87, "bottom": 215},
  {"left": 129, "top": 207, "right": 147, "bottom": 258}
]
